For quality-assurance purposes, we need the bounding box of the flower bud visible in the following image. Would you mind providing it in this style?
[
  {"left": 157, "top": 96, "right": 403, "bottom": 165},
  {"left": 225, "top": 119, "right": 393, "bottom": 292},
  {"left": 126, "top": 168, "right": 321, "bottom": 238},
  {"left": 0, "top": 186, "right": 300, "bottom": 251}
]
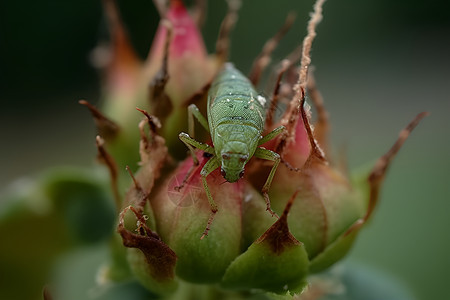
[
  {"left": 151, "top": 153, "right": 243, "bottom": 283},
  {"left": 88, "top": 0, "right": 146, "bottom": 168},
  {"left": 145, "top": 0, "right": 216, "bottom": 157},
  {"left": 145, "top": 0, "right": 213, "bottom": 105}
]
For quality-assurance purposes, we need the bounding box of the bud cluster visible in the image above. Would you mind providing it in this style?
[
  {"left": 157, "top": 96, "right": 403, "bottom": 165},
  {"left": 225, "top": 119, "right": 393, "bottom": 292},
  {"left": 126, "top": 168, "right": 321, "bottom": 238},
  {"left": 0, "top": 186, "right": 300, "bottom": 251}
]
[{"left": 84, "top": 0, "right": 427, "bottom": 299}]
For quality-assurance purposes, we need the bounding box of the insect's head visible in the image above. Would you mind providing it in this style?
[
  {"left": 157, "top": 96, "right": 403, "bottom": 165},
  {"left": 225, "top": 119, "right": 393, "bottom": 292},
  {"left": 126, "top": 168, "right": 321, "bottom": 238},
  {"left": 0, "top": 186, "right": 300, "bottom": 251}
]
[{"left": 220, "top": 151, "right": 249, "bottom": 183}]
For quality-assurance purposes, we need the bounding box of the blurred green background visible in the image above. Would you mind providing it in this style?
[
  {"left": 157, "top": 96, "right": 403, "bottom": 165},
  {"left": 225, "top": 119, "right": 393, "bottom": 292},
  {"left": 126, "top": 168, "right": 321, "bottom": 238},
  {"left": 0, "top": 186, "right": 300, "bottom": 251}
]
[{"left": 0, "top": 0, "right": 449, "bottom": 299}]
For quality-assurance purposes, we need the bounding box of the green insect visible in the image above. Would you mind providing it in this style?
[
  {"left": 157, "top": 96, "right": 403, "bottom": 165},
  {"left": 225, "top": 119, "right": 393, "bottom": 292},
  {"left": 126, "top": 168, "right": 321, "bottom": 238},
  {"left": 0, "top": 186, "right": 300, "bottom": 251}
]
[{"left": 178, "top": 63, "right": 284, "bottom": 238}]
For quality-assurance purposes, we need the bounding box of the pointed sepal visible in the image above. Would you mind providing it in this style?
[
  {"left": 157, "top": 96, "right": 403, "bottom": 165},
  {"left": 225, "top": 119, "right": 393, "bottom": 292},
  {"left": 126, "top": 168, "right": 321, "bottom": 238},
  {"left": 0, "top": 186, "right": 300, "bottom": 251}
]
[{"left": 222, "top": 192, "right": 309, "bottom": 294}]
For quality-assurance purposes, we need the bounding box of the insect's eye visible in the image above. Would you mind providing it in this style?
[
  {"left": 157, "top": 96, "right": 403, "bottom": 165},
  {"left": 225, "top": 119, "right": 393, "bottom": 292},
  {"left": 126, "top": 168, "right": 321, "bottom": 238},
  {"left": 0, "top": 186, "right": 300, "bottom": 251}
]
[
  {"left": 239, "top": 155, "right": 248, "bottom": 163},
  {"left": 221, "top": 168, "right": 227, "bottom": 177},
  {"left": 222, "top": 153, "right": 230, "bottom": 160},
  {"left": 239, "top": 171, "right": 245, "bottom": 178},
  {"left": 203, "top": 152, "right": 213, "bottom": 158}
]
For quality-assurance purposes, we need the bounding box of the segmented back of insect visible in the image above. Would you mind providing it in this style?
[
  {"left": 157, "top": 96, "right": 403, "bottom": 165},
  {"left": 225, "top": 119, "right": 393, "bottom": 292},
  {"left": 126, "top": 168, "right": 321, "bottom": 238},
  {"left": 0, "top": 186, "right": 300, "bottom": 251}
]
[{"left": 207, "top": 63, "right": 267, "bottom": 137}]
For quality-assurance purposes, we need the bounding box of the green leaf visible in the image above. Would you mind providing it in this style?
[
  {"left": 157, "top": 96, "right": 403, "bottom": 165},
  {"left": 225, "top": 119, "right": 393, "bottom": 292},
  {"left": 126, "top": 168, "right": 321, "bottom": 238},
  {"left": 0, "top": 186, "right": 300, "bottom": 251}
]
[
  {"left": 0, "top": 167, "right": 114, "bottom": 300},
  {"left": 43, "top": 168, "right": 116, "bottom": 243}
]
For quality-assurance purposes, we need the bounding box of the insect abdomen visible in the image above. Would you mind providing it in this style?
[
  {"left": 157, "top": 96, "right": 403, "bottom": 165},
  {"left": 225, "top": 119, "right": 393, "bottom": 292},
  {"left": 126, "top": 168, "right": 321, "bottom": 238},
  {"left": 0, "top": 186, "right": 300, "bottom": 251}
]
[{"left": 208, "top": 63, "right": 266, "bottom": 133}]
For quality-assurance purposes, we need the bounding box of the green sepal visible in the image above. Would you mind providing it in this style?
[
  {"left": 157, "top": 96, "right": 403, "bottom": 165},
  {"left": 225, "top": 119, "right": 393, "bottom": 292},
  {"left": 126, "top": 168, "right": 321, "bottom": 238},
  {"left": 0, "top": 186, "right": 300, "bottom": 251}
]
[
  {"left": 309, "top": 222, "right": 360, "bottom": 274},
  {"left": 308, "top": 164, "right": 377, "bottom": 273},
  {"left": 308, "top": 165, "right": 375, "bottom": 274},
  {"left": 241, "top": 183, "right": 276, "bottom": 250},
  {"left": 222, "top": 208, "right": 309, "bottom": 294}
]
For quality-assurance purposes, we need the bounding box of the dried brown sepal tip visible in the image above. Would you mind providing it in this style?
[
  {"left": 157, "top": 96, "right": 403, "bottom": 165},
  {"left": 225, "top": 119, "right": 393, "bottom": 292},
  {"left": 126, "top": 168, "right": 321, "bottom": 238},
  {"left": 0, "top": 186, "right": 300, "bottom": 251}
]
[
  {"left": 42, "top": 285, "right": 52, "bottom": 300},
  {"left": 297, "top": 0, "right": 325, "bottom": 92},
  {"left": 117, "top": 206, "right": 177, "bottom": 282},
  {"left": 264, "top": 44, "right": 303, "bottom": 131},
  {"left": 191, "top": 0, "right": 207, "bottom": 28},
  {"left": 79, "top": 100, "right": 119, "bottom": 141},
  {"left": 152, "top": 0, "right": 168, "bottom": 17},
  {"left": 300, "top": 86, "right": 327, "bottom": 166},
  {"left": 215, "top": 0, "right": 241, "bottom": 63},
  {"left": 346, "top": 111, "right": 429, "bottom": 235},
  {"left": 221, "top": 189, "right": 309, "bottom": 294},
  {"left": 257, "top": 190, "right": 301, "bottom": 254},
  {"left": 248, "top": 12, "right": 296, "bottom": 87},
  {"left": 266, "top": 59, "right": 294, "bottom": 129},
  {"left": 149, "top": 20, "right": 174, "bottom": 122},
  {"left": 124, "top": 166, "right": 148, "bottom": 211},
  {"left": 183, "top": 81, "right": 212, "bottom": 107},
  {"left": 95, "top": 135, "right": 121, "bottom": 211},
  {"left": 137, "top": 108, "right": 162, "bottom": 142},
  {"left": 135, "top": 108, "right": 168, "bottom": 169},
  {"left": 306, "top": 70, "right": 329, "bottom": 154},
  {"left": 279, "top": 0, "right": 325, "bottom": 152},
  {"left": 96, "top": 0, "right": 139, "bottom": 71},
  {"left": 365, "top": 112, "right": 430, "bottom": 222},
  {"left": 274, "top": 0, "right": 326, "bottom": 164}
]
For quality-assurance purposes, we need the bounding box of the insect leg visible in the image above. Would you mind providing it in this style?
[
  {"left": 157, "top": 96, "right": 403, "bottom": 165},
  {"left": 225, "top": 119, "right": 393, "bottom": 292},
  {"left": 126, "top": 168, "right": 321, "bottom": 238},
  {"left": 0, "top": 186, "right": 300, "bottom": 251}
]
[
  {"left": 260, "top": 125, "right": 300, "bottom": 172},
  {"left": 188, "top": 104, "right": 209, "bottom": 138},
  {"left": 176, "top": 133, "right": 215, "bottom": 191},
  {"left": 254, "top": 147, "right": 281, "bottom": 218},
  {"left": 199, "top": 156, "right": 221, "bottom": 239},
  {"left": 258, "top": 125, "right": 285, "bottom": 146},
  {"left": 179, "top": 132, "right": 215, "bottom": 163}
]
